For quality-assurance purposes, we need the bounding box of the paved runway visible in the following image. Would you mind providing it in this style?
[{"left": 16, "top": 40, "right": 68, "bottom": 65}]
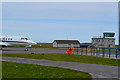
[
  {"left": 1, "top": 48, "right": 66, "bottom": 54},
  {"left": 1, "top": 48, "right": 119, "bottom": 59},
  {"left": 1, "top": 56, "right": 119, "bottom": 79}
]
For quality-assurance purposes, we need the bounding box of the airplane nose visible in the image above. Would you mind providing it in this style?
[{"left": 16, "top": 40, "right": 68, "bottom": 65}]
[
  {"left": 28, "top": 40, "right": 37, "bottom": 45},
  {"left": 32, "top": 42, "right": 37, "bottom": 45}
]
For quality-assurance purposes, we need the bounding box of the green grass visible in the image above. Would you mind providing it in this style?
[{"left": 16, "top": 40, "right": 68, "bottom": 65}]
[
  {"left": 0, "top": 61, "right": 2, "bottom": 79},
  {"left": 77, "top": 48, "right": 120, "bottom": 53},
  {"left": 115, "top": 45, "right": 120, "bottom": 48},
  {"left": 10, "top": 44, "right": 68, "bottom": 51},
  {"left": 10, "top": 43, "right": 53, "bottom": 48},
  {"left": 2, "top": 54, "right": 119, "bottom": 66},
  {"left": 2, "top": 61, "right": 92, "bottom": 79},
  {"left": 32, "top": 43, "right": 53, "bottom": 48}
]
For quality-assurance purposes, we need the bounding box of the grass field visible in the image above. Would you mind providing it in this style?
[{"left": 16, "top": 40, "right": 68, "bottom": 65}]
[
  {"left": 10, "top": 44, "right": 66, "bottom": 50},
  {"left": 10, "top": 43, "right": 53, "bottom": 48},
  {"left": 2, "top": 61, "right": 92, "bottom": 79},
  {"left": 0, "top": 61, "right": 2, "bottom": 79},
  {"left": 2, "top": 54, "right": 119, "bottom": 66},
  {"left": 10, "top": 44, "right": 120, "bottom": 52}
]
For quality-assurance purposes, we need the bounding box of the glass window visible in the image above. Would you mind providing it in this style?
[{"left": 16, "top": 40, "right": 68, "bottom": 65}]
[
  {"left": 21, "top": 38, "right": 28, "bottom": 40},
  {"left": 3, "top": 38, "right": 5, "bottom": 40},
  {"left": 21, "top": 38, "right": 24, "bottom": 40},
  {"left": 25, "top": 38, "right": 28, "bottom": 40}
]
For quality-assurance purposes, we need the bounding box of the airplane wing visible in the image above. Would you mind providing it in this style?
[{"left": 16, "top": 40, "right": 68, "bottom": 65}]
[{"left": 0, "top": 42, "right": 11, "bottom": 46}]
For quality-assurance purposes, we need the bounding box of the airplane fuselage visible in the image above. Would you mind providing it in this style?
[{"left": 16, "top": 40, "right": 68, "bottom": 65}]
[{"left": 0, "top": 36, "right": 37, "bottom": 47}]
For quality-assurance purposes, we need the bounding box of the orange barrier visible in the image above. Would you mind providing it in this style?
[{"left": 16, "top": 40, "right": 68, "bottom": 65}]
[{"left": 67, "top": 47, "right": 75, "bottom": 54}]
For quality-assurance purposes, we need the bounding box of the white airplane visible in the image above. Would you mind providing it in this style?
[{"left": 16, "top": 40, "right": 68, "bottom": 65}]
[{"left": 0, "top": 36, "right": 37, "bottom": 51}]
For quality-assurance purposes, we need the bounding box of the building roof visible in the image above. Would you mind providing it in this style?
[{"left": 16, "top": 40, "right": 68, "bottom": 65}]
[
  {"left": 92, "top": 38, "right": 115, "bottom": 40},
  {"left": 81, "top": 43, "right": 92, "bottom": 45},
  {"left": 103, "top": 32, "right": 115, "bottom": 34},
  {"left": 53, "top": 40, "right": 80, "bottom": 44}
]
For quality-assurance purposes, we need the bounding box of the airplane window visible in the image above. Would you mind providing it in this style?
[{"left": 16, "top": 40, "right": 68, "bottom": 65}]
[
  {"left": 8, "top": 38, "right": 11, "bottom": 40},
  {"left": 25, "top": 38, "right": 28, "bottom": 40},
  {"left": 3, "top": 38, "right": 5, "bottom": 40},
  {"left": 21, "top": 38, "right": 28, "bottom": 40},
  {"left": 21, "top": 38, "right": 24, "bottom": 40}
]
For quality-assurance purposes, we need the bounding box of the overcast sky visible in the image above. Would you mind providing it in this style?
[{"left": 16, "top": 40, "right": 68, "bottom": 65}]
[{"left": 2, "top": 2, "right": 119, "bottom": 44}]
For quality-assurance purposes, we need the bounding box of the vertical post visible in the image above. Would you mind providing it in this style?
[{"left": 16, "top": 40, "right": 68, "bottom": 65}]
[
  {"left": 77, "top": 47, "right": 78, "bottom": 55},
  {"left": 117, "top": 1, "right": 120, "bottom": 75},
  {"left": 118, "top": 1, "right": 120, "bottom": 47},
  {"left": 86, "top": 47, "right": 87, "bottom": 55},
  {"left": 95, "top": 48, "right": 97, "bottom": 56},
  {"left": 94, "top": 48, "right": 95, "bottom": 56},
  {"left": 81, "top": 48, "right": 83, "bottom": 55},
  {"left": 91, "top": 48, "right": 92, "bottom": 56},
  {"left": 102, "top": 48, "right": 105, "bottom": 57},
  {"left": 109, "top": 48, "right": 111, "bottom": 58},
  {"left": 116, "top": 49, "right": 118, "bottom": 59},
  {"left": 98, "top": 48, "right": 100, "bottom": 57}
]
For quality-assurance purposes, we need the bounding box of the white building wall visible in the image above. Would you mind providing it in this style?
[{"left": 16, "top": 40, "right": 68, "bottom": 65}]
[
  {"left": 57, "top": 44, "right": 68, "bottom": 47},
  {"left": 92, "top": 38, "right": 115, "bottom": 48},
  {"left": 53, "top": 43, "right": 80, "bottom": 47},
  {"left": 53, "top": 41, "right": 57, "bottom": 47}
]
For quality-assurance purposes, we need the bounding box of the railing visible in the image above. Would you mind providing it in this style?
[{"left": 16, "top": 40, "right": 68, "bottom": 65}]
[{"left": 74, "top": 47, "right": 120, "bottom": 59}]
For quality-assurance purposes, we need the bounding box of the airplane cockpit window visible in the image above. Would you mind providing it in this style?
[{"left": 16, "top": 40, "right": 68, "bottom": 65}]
[
  {"left": 21, "top": 38, "right": 24, "bottom": 40},
  {"left": 21, "top": 38, "right": 28, "bottom": 40},
  {"left": 25, "top": 38, "right": 28, "bottom": 40}
]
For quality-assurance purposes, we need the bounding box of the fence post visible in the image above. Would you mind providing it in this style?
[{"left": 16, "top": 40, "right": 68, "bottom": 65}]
[
  {"left": 86, "top": 47, "right": 87, "bottom": 55},
  {"left": 116, "top": 49, "right": 118, "bottom": 59},
  {"left": 81, "top": 48, "right": 83, "bottom": 55},
  {"left": 91, "top": 48, "right": 92, "bottom": 56},
  {"left": 102, "top": 48, "right": 105, "bottom": 57},
  {"left": 109, "top": 48, "right": 111, "bottom": 58},
  {"left": 94, "top": 48, "right": 96, "bottom": 56},
  {"left": 95, "top": 48, "right": 97, "bottom": 57},
  {"left": 77, "top": 47, "right": 78, "bottom": 55},
  {"left": 99, "top": 48, "right": 100, "bottom": 57}
]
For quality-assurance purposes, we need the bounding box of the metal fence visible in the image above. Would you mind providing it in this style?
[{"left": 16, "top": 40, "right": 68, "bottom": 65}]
[{"left": 74, "top": 47, "right": 120, "bottom": 59}]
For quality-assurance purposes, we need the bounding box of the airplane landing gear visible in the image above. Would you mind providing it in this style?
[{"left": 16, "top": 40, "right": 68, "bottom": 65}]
[
  {"left": 24, "top": 48, "right": 28, "bottom": 51},
  {"left": 0, "top": 46, "right": 2, "bottom": 50}
]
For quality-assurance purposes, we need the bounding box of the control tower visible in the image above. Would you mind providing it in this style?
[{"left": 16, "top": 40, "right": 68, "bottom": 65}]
[
  {"left": 92, "top": 32, "right": 115, "bottom": 48},
  {"left": 103, "top": 32, "right": 115, "bottom": 38}
]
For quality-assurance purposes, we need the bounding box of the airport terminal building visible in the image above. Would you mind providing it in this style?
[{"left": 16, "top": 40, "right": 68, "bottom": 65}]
[
  {"left": 92, "top": 32, "right": 115, "bottom": 48},
  {"left": 53, "top": 40, "right": 80, "bottom": 48}
]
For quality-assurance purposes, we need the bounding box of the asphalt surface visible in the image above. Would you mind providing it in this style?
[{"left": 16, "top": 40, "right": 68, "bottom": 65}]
[
  {"left": 1, "top": 48, "right": 119, "bottom": 59},
  {"left": 2, "top": 48, "right": 66, "bottom": 54},
  {"left": 1, "top": 57, "right": 119, "bottom": 79}
]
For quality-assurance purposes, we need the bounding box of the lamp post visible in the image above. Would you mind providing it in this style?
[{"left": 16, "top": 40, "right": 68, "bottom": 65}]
[{"left": 118, "top": 1, "right": 120, "bottom": 46}]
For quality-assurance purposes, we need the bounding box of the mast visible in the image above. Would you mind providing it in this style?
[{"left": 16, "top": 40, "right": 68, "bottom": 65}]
[{"left": 118, "top": 1, "right": 120, "bottom": 46}]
